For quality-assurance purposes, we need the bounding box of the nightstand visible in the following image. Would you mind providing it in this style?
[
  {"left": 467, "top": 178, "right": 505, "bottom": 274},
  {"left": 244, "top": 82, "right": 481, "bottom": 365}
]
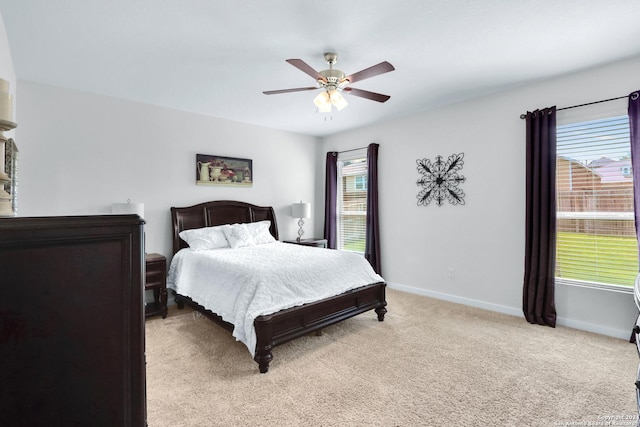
[
  {"left": 283, "top": 238, "right": 328, "bottom": 248},
  {"left": 145, "top": 253, "right": 168, "bottom": 318}
]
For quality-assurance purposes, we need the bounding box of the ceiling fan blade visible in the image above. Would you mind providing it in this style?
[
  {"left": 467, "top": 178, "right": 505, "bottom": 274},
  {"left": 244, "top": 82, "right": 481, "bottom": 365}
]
[
  {"left": 286, "top": 59, "right": 326, "bottom": 82},
  {"left": 263, "top": 87, "right": 318, "bottom": 95},
  {"left": 342, "top": 61, "right": 395, "bottom": 84},
  {"left": 343, "top": 87, "right": 391, "bottom": 103}
]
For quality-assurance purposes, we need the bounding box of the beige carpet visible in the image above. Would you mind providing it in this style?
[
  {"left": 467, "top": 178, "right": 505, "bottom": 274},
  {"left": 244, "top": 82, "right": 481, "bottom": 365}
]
[{"left": 145, "top": 289, "right": 638, "bottom": 427}]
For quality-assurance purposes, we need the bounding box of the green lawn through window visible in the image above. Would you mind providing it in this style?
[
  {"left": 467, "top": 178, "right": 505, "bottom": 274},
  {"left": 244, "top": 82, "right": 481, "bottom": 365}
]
[
  {"left": 556, "top": 232, "right": 638, "bottom": 287},
  {"left": 343, "top": 239, "right": 365, "bottom": 253}
]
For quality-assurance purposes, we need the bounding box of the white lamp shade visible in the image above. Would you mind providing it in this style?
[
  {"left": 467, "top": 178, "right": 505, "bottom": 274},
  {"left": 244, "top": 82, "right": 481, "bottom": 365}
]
[
  {"left": 313, "top": 91, "right": 332, "bottom": 113},
  {"left": 0, "top": 78, "right": 14, "bottom": 123},
  {"left": 330, "top": 90, "right": 348, "bottom": 111},
  {"left": 291, "top": 202, "right": 310, "bottom": 219},
  {"left": 112, "top": 202, "right": 144, "bottom": 218},
  {"left": 313, "top": 90, "right": 348, "bottom": 113}
]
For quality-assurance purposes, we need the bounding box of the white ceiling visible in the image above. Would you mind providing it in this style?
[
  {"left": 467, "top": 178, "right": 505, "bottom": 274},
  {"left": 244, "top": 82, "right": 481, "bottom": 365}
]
[{"left": 1, "top": 0, "right": 640, "bottom": 137}]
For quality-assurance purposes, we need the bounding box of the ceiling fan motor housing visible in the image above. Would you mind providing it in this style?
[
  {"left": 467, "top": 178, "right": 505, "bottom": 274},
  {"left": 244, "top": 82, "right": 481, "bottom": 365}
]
[
  {"left": 317, "top": 52, "right": 348, "bottom": 90},
  {"left": 318, "top": 69, "right": 348, "bottom": 90}
]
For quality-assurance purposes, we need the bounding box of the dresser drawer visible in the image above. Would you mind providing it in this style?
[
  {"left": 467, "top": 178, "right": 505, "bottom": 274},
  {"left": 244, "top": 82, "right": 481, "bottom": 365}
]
[
  {"left": 146, "top": 270, "right": 165, "bottom": 287},
  {"left": 145, "top": 255, "right": 166, "bottom": 285}
]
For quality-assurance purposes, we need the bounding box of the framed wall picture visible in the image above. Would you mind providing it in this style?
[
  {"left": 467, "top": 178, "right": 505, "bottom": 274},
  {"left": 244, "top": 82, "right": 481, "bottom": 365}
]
[{"left": 196, "top": 154, "right": 253, "bottom": 187}]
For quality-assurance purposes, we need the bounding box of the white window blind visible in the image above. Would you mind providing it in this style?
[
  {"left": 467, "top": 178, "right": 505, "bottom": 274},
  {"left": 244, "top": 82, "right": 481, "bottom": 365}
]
[
  {"left": 337, "top": 150, "right": 367, "bottom": 253},
  {"left": 555, "top": 115, "right": 638, "bottom": 289}
]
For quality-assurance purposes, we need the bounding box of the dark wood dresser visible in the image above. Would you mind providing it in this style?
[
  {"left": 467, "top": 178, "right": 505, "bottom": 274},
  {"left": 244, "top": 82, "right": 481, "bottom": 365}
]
[{"left": 0, "top": 215, "right": 146, "bottom": 426}]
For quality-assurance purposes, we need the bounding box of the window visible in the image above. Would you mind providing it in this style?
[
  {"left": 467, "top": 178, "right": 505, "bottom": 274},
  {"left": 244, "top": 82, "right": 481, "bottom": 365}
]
[
  {"left": 555, "top": 114, "right": 638, "bottom": 290},
  {"left": 354, "top": 175, "right": 367, "bottom": 191},
  {"left": 337, "top": 150, "right": 367, "bottom": 253}
]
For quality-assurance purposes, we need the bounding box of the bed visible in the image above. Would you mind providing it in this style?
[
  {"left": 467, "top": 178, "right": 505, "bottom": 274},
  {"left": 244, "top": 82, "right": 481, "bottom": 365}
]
[{"left": 168, "top": 200, "right": 387, "bottom": 373}]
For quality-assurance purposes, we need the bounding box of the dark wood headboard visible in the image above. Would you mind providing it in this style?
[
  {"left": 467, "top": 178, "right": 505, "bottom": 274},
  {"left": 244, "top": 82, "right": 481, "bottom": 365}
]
[{"left": 170, "top": 200, "right": 279, "bottom": 254}]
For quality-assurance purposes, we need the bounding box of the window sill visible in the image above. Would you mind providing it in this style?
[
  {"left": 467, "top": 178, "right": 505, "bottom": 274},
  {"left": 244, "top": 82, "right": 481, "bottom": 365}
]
[
  {"left": 338, "top": 248, "right": 365, "bottom": 256},
  {"left": 555, "top": 278, "right": 633, "bottom": 294}
]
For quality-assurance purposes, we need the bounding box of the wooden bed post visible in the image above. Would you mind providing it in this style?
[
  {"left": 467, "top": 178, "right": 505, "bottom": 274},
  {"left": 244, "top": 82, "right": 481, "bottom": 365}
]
[
  {"left": 375, "top": 286, "right": 388, "bottom": 321},
  {"left": 254, "top": 316, "right": 274, "bottom": 373}
]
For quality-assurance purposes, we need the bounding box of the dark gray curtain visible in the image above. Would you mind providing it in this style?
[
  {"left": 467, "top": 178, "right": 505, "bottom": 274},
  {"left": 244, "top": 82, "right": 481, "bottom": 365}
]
[
  {"left": 365, "top": 143, "right": 381, "bottom": 274},
  {"left": 629, "top": 91, "right": 640, "bottom": 258},
  {"left": 523, "top": 106, "right": 557, "bottom": 327},
  {"left": 323, "top": 152, "right": 338, "bottom": 249}
]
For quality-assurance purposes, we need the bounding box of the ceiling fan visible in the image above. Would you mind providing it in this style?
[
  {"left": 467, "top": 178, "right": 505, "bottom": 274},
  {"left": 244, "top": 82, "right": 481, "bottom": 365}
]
[{"left": 263, "top": 52, "right": 395, "bottom": 112}]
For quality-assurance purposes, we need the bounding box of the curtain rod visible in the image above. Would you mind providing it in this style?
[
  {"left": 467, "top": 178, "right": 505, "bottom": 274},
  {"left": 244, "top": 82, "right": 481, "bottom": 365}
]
[
  {"left": 519, "top": 95, "right": 628, "bottom": 119},
  {"left": 336, "top": 146, "right": 368, "bottom": 154}
]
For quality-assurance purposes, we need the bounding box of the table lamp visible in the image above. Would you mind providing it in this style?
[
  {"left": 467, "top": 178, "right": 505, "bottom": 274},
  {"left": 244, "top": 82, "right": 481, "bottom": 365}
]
[{"left": 291, "top": 201, "right": 310, "bottom": 242}]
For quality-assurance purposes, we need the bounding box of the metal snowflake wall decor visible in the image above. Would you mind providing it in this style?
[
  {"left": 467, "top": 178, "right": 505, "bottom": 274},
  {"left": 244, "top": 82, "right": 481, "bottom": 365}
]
[{"left": 416, "top": 153, "right": 466, "bottom": 207}]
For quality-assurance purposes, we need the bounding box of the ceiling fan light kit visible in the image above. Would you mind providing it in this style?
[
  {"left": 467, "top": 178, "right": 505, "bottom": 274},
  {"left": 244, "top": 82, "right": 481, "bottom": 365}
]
[
  {"left": 313, "top": 91, "right": 332, "bottom": 112},
  {"left": 263, "top": 52, "right": 394, "bottom": 113},
  {"left": 314, "top": 89, "right": 348, "bottom": 112},
  {"left": 329, "top": 90, "right": 348, "bottom": 111}
]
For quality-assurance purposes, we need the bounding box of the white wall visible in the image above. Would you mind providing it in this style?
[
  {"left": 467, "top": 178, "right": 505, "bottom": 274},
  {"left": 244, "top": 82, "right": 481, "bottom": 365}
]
[
  {"left": 320, "top": 55, "right": 640, "bottom": 339},
  {"left": 0, "top": 11, "right": 15, "bottom": 148},
  {"left": 15, "top": 81, "right": 320, "bottom": 257},
  {"left": 0, "top": 11, "right": 14, "bottom": 101}
]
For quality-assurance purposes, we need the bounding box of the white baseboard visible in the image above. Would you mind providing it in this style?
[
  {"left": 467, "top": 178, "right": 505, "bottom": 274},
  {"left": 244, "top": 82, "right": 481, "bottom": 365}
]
[
  {"left": 385, "top": 282, "right": 631, "bottom": 340},
  {"left": 386, "top": 282, "right": 522, "bottom": 317},
  {"left": 554, "top": 317, "right": 631, "bottom": 340}
]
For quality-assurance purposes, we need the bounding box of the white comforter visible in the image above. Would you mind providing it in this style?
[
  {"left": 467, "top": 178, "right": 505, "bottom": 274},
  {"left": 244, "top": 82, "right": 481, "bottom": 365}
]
[{"left": 167, "top": 242, "right": 384, "bottom": 356}]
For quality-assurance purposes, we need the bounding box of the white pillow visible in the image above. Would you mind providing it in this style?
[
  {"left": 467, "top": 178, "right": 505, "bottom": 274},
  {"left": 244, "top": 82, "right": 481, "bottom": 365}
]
[
  {"left": 222, "top": 223, "right": 255, "bottom": 249},
  {"left": 246, "top": 220, "right": 276, "bottom": 245},
  {"left": 221, "top": 221, "right": 276, "bottom": 248},
  {"left": 179, "top": 225, "right": 230, "bottom": 250}
]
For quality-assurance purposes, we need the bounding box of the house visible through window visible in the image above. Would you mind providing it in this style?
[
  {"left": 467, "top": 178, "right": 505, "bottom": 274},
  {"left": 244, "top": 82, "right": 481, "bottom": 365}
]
[
  {"left": 337, "top": 150, "right": 367, "bottom": 253},
  {"left": 555, "top": 114, "right": 638, "bottom": 290},
  {"left": 354, "top": 175, "right": 367, "bottom": 191}
]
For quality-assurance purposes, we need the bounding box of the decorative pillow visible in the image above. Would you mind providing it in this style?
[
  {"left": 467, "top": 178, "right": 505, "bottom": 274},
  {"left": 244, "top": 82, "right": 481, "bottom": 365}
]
[
  {"left": 246, "top": 220, "right": 276, "bottom": 245},
  {"left": 222, "top": 223, "right": 256, "bottom": 249},
  {"left": 179, "top": 225, "right": 230, "bottom": 250}
]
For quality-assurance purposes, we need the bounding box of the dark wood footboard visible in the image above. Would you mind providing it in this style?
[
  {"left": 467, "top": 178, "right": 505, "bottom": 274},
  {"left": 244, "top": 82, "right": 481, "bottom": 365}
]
[{"left": 173, "top": 282, "right": 387, "bottom": 373}]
